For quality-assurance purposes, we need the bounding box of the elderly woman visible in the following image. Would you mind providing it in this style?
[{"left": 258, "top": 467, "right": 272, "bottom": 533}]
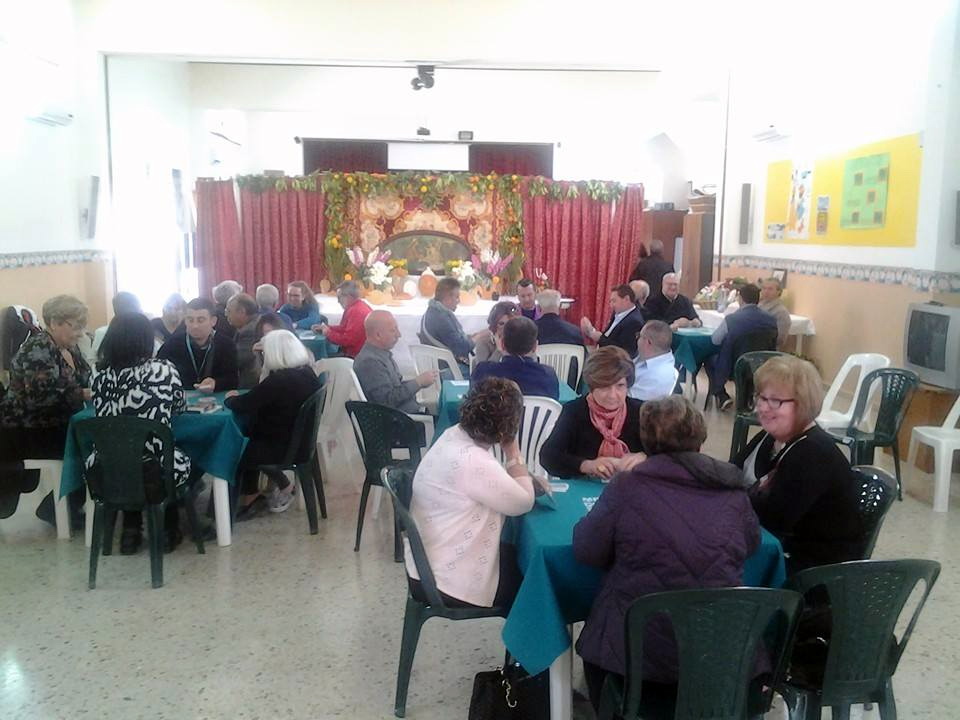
[
  {"left": 406, "top": 377, "right": 536, "bottom": 608},
  {"left": 151, "top": 293, "right": 186, "bottom": 343},
  {"left": 574, "top": 396, "right": 759, "bottom": 710},
  {"left": 735, "top": 355, "right": 864, "bottom": 574},
  {"left": 473, "top": 301, "right": 519, "bottom": 364},
  {"left": 540, "top": 346, "right": 645, "bottom": 479},
  {"left": 224, "top": 330, "right": 321, "bottom": 518},
  {"left": 0, "top": 295, "right": 92, "bottom": 525},
  {"left": 278, "top": 281, "right": 326, "bottom": 330},
  {"left": 90, "top": 313, "right": 197, "bottom": 554}
]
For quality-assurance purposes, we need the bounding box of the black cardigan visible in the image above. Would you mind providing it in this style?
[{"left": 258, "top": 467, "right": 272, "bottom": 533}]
[
  {"left": 736, "top": 425, "right": 865, "bottom": 573},
  {"left": 539, "top": 396, "right": 645, "bottom": 478},
  {"left": 224, "top": 366, "right": 321, "bottom": 448},
  {"left": 157, "top": 330, "right": 239, "bottom": 392}
]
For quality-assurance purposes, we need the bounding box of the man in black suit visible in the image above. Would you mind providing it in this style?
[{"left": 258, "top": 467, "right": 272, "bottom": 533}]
[
  {"left": 628, "top": 239, "right": 674, "bottom": 301},
  {"left": 644, "top": 273, "right": 701, "bottom": 329},
  {"left": 580, "top": 284, "right": 646, "bottom": 358},
  {"left": 535, "top": 289, "right": 584, "bottom": 346}
]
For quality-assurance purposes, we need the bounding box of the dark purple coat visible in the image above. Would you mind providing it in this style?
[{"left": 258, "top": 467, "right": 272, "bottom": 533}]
[{"left": 573, "top": 452, "right": 760, "bottom": 682}]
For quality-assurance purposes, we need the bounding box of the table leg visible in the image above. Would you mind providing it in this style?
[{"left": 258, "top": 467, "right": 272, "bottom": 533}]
[
  {"left": 796, "top": 334, "right": 804, "bottom": 355},
  {"left": 212, "top": 476, "right": 232, "bottom": 547},
  {"left": 549, "top": 630, "right": 573, "bottom": 720}
]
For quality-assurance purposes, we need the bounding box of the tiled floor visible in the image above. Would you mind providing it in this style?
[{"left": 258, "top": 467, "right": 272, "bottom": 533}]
[{"left": 1, "top": 409, "right": 957, "bottom": 719}]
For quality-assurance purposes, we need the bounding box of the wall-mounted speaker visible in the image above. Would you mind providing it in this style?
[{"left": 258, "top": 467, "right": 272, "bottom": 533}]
[
  {"left": 955, "top": 190, "right": 960, "bottom": 246},
  {"left": 738, "top": 183, "right": 752, "bottom": 245}
]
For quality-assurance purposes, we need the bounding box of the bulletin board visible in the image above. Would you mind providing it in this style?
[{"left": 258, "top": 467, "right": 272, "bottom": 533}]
[{"left": 763, "top": 133, "right": 922, "bottom": 247}]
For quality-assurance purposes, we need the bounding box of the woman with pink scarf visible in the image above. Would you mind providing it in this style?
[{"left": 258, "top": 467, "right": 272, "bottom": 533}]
[{"left": 540, "top": 346, "right": 646, "bottom": 479}]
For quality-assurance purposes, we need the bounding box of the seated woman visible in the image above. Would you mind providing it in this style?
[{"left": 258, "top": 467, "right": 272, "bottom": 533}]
[
  {"left": 573, "top": 396, "right": 759, "bottom": 711},
  {"left": 406, "top": 377, "right": 536, "bottom": 608},
  {"left": 0, "top": 295, "right": 92, "bottom": 527},
  {"left": 151, "top": 293, "right": 186, "bottom": 343},
  {"left": 735, "top": 355, "right": 865, "bottom": 574},
  {"left": 224, "top": 330, "right": 321, "bottom": 518},
  {"left": 473, "top": 301, "right": 518, "bottom": 364},
  {"left": 90, "top": 313, "right": 197, "bottom": 554},
  {"left": 278, "top": 281, "right": 326, "bottom": 330},
  {"left": 540, "top": 346, "right": 645, "bottom": 479}
]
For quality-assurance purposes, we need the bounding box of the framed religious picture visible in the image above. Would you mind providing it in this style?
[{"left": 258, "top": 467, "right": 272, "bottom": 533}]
[{"left": 772, "top": 268, "right": 788, "bottom": 287}]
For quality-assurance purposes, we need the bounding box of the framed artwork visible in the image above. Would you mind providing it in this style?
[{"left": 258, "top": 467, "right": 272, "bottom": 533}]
[{"left": 772, "top": 268, "right": 788, "bottom": 287}]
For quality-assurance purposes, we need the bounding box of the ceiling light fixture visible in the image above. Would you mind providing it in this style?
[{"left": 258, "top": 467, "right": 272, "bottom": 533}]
[{"left": 411, "top": 65, "right": 435, "bottom": 90}]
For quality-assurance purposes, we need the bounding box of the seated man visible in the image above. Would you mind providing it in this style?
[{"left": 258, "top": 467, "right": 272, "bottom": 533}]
[
  {"left": 354, "top": 310, "right": 438, "bottom": 414},
  {"left": 629, "top": 279, "right": 651, "bottom": 321},
  {"left": 472, "top": 316, "right": 560, "bottom": 399},
  {"left": 212, "top": 280, "right": 242, "bottom": 341},
  {"left": 535, "top": 289, "right": 584, "bottom": 346},
  {"left": 516, "top": 278, "right": 541, "bottom": 321},
  {"left": 420, "top": 277, "right": 490, "bottom": 374},
  {"left": 313, "top": 280, "right": 371, "bottom": 358},
  {"left": 706, "top": 283, "right": 778, "bottom": 409},
  {"left": 644, "top": 273, "right": 701, "bottom": 329},
  {"left": 579, "top": 284, "right": 646, "bottom": 358},
  {"left": 225, "top": 292, "right": 262, "bottom": 389},
  {"left": 92, "top": 291, "right": 145, "bottom": 358},
  {"left": 759, "top": 277, "right": 792, "bottom": 350},
  {"left": 628, "top": 320, "right": 677, "bottom": 401},
  {"left": 158, "top": 297, "right": 238, "bottom": 392}
]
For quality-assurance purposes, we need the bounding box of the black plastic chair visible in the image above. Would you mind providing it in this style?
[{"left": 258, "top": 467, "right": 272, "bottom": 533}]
[
  {"left": 728, "top": 350, "right": 785, "bottom": 461},
  {"left": 829, "top": 368, "right": 919, "bottom": 500},
  {"left": 708, "top": 329, "right": 778, "bottom": 411},
  {"left": 76, "top": 416, "right": 205, "bottom": 589},
  {"left": 852, "top": 466, "right": 897, "bottom": 559},
  {"left": 346, "top": 401, "right": 424, "bottom": 562},
  {"left": 382, "top": 466, "right": 508, "bottom": 718},
  {"left": 779, "top": 559, "right": 940, "bottom": 720},
  {"left": 257, "top": 386, "right": 327, "bottom": 534},
  {"left": 599, "top": 587, "right": 804, "bottom": 720}
]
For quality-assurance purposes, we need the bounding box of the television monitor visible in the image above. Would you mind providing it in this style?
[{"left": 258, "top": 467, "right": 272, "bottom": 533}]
[{"left": 904, "top": 302, "right": 960, "bottom": 390}]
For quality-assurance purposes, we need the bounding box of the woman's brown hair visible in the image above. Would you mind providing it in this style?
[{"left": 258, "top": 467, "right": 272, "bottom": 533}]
[
  {"left": 639, "top": 396, "right": 707, "bottom": 454},
  {"left": 583, "top": 346, "right": 635, "bottom": 389},
  {"left": 459, "top": 377, "right": 524, "bottom": 445}
]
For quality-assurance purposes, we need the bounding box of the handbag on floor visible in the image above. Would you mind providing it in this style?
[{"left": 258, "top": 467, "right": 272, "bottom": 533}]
[{"left": 468, "top": 662, "right": 549, "bottom": 720}]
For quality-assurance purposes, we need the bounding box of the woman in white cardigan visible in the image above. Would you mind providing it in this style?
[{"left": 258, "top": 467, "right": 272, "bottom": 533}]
[{"left": 405, "top": 377, "right": 536, "bottom": 608}]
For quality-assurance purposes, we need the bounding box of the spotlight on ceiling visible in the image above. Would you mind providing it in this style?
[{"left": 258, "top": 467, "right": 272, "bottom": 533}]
[{"left": 411, "top": 65, "right": 435, "bottom": 91}]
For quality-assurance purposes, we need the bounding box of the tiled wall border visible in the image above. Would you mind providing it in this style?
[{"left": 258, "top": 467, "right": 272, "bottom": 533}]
[
  {"left": 721, "top": 255, "right": 960, "bottom": 293},
  {"left": 0, "top": 249, "right": 112, "bottom": 270}
]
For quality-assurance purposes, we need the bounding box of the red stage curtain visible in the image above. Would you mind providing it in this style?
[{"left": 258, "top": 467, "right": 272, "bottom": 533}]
[
  {"left": 238, "top": 187, "right": 326, "bottom": 293},
  {"left": 470, "top": 144, "right": 554, "bottom": 178},
  {"left": 195, "top": 180, "right": 243, "bottom": 299},
  {"left": 521, "top": 184, "right": 644, "bottom": 328}
]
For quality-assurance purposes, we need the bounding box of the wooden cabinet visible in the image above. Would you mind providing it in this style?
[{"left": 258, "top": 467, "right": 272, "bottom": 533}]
[
  {"left": 640, "top": 210, "right": 686, "bottom": 265},
  {"left": 680, "top": 212, "right": 715, "bottom": 298}
]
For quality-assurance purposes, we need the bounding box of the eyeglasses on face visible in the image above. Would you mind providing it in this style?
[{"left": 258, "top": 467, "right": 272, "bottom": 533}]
[{"left": 754, "top": 394, "right": 796, "bottom": 410}]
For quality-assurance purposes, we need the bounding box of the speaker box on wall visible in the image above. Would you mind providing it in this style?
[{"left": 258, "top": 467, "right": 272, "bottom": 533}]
[
  {"left": 738, "top": 183, "right": 752, "bottom": 245},
  {"left": 955, "top": 190, "right": 960, "bottom": 246},
  {"left": 84, "top": 175, "right": 99, "bottom": 239}
]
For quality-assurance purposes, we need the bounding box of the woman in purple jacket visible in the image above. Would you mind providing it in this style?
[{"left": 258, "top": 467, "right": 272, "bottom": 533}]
[{"left": 572, "top": 395, "right": 760, "bottom": 711}]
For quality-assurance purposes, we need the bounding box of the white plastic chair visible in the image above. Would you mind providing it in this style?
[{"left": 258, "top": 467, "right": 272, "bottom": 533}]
[
  {"left": 409, "top": 344, "right": 463, "bottom": 414},
  {"left": 490, "top": 396, "right": 563, "bottom": 478},
  {"left": 816, "top": 354, "right": 891, "bottom": 431},
  {"left": 908, "top": 394, "right": 960, "bottom": 512},
  {"left": 536, "top": 343, "right": 586, "bottom": 390}
]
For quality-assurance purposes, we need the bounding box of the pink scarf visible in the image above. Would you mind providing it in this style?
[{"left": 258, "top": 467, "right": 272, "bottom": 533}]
[{"left": 586, "top": 393, "right": 630, "bottom": 458}]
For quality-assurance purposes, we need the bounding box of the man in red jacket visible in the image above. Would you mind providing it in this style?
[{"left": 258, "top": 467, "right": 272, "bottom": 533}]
[{"left": 312, "top": 280, "right": 371, "bottom": 357}]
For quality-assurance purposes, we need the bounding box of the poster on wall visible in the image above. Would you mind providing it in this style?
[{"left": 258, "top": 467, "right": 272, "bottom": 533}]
[
  {"left": 786, "top": 168, "right": 813, "bottom": 239},
  {"left": 816, "top": 195, "right": 829, "bottom": 235},
  {"left": 840, "top": 153, "right": 889, "bottom": 229}
]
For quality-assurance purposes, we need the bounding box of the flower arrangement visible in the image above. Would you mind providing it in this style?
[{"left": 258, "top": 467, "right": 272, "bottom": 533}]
[
  {"left": 532, "top": 267, "right": 551, "bottom": 291},
  {"left": 694, "top": 277, "right": 748, "bottom": 310},
  {"left": 346, "top": 246, "right": 392, "bottom": 287},
  {"left": 471, "top": 248, "right": 513, "bottom": 290},
  {"left": 446, "top": 259, "right": 479, "bottom": 291}
]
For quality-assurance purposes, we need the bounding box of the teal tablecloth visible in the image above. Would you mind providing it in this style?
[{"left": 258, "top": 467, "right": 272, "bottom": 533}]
[
  {"left": 60, "top": 392, "right": 248, "bottom": 497},
  {"left": 672, "top": 327, "right": 717, "bottom": 375},
  {"left": 501, "top": 477, "right": 786, "bottom": 676},
  {"left": 296, "top": 331, "right": 337, "bottom": 360},
  {"left": 433, "top": 379, "right": 579, "bottom": 439}
]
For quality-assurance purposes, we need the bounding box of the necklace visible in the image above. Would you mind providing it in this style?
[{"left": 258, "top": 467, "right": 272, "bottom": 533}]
[{"left": 186, "top": 332, "right": 214, "bottom": 378}]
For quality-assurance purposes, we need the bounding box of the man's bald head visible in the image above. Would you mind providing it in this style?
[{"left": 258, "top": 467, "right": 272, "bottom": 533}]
[{"left": 365, "top": 309, "right": 401, "bottom": 350}]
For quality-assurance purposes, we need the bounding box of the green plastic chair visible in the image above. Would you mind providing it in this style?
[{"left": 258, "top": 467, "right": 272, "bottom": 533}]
[
  {"left": 828, "top": 368, "right": 919, "bottom": 500},
  {"left": 728, "top": 350, "right": 786, "bottom": 461},
  {"left": 599, "top": 587, "right": 804, "bottom": 720},
  {"left": 76, "top": 416, "right": 205, "bottom": 590},
  {"left": 257, "top": 386, "right": 327, "bottom": 534},
  {"left": 779, "top": 559, "right": 940, "bottom": 720},
  {"left": 852, "top": 466, "right": 897, "bottom": 558},
  {"left": 381, "top": 466, "right": 508, "bottom": 718},
  {"left": 346, "top": 401, "right": 424, "bottom": 562}
]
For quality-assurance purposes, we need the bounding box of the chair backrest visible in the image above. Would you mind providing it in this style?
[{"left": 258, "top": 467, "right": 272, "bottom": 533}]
[
  {"left": 382, "top": 466, "right": 448, "bottom": 609},
  {"left": 618, "top": 587, "right": 804, "bottom": 720},
  {"left": 314, "top": 357, "right": 362, "bottom": 430},
  {"left": 537, "top": 343, "right": 586, "bottom": 390},
  {"left": 852, "top": 465, "right": 897, "bottom": 558},
  {"left": 786, "top": 559, "right": 940, "bottom": 706},
  {"left": 821, "top": 353, "right": 891, "bottom": 418},
  {"left": 345, "top": 401, "right": 424, "bottom": 481},
  {"left": 847, "top": 368, "right": 919, "bottom": 443},
  {"left": 75, "top": 416, "right": 175, "bottom": 506},
  {"left": 733, "top": 351, "right": 786, "bottom": 414},
  {"left": 409, "top": 343, "right": 464, "bottom": 381},
  {"left": 282, "top": 386, "right": 327, "bottom": 467},
  {"left": 941, "top": 391, "right": 960, "bottom": 430},
  {"left": 490, "top": 396, "right": 563, "bottom": 477},
  {"left": 731, "top": 327, "right": 778, "bottom": 364}
]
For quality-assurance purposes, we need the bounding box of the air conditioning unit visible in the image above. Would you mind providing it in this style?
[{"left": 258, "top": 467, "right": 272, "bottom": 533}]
[
  {"left": 29, "top": 109, "right": 74, "bottom": 127},
  {"left": 751, "top": 125, "right": 789, "bottom": 143}
]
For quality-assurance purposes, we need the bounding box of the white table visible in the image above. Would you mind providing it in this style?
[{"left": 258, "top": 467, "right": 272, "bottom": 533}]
[{"left": 695, "top": 307, "right": 816, "bottom": 354}]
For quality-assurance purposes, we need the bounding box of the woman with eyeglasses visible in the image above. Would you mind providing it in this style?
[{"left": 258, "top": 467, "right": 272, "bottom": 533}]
[
  {"left": 735, "top": 355, "right": 864, "bottom": 574},
  {"left": 473, "top": 300, "right": 519, "bottom": 364}
]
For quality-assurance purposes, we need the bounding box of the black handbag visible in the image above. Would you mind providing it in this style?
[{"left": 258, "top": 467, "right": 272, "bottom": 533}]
[{"left": 468, "top": 663, "right": 550, "bottom": 720}]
